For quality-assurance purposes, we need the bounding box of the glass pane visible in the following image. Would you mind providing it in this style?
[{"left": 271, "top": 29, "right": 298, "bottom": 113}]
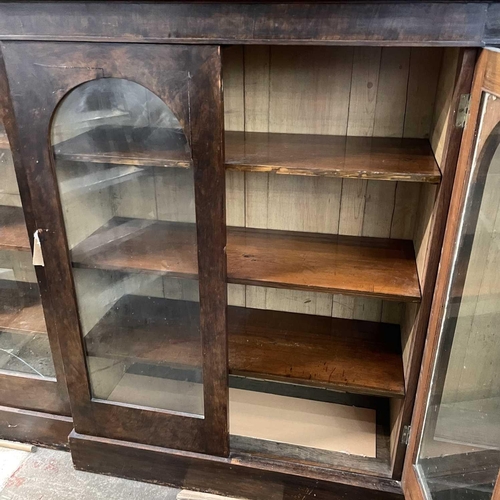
[
  {"left": 416, "top": 93, "right": 500, "bottom": 499},
  {"left": 51, "top": 78, "right": 203, "bottom": 415},
  {"left": 0, "top": 124, "right": 55, "bottom": 379}
]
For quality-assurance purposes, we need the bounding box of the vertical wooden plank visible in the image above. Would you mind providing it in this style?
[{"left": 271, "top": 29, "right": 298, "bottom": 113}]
[
  {"left": 362, "top": 181, "right": 396, "bottom": 238},
  {"left": 244, "top": 46, "right": 270, "bottom": 133},
  {"left": 269, "top": 46, "right": 353, "bottom": 135},
  {"left": 266, "top": 175, "right": 342, "bottom": 234},
  {"left": 223, "top": 46, "right": 246, "bottom": 308},
  {"left": 222, "top": 46, "right": 244, "bottom": 132},
  {"left": 246, "top": 286, "right": 332, "bottom": 317},
  {"left": 373, "top": 48, "right": 411, "bottom": 138},
  {"left": 347, "top": 47, "right": 382, "bottom": 137},
  {"left": 390, "top": 182, "right": 422, "bottom": 240},
  {"left": 226, "top": 171, "right": 245, "bottom": 227},
  {"left": 404, "top": 48, "right": 443, "bottom": 139},
  {"left": 339, "top": 178, "right": 368, "bottom": 236}
]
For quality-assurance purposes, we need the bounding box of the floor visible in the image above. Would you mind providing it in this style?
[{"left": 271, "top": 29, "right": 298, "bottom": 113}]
[{"left": 0, "top": 446, "right": 228, "bottom": 500}]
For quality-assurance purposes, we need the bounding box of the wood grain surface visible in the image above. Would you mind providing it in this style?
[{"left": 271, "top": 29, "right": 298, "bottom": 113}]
[
  {"left": 84, "top": 294, "right": 405, "bottom": 398},
  {"left": 226, "top": 131, "right": 441, "bottom": 182},
  {"left": 71, "top": 217, "right": 420, "bottom": 302}
]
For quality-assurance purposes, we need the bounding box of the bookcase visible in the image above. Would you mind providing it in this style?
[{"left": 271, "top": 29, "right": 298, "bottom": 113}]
[{"left": 0, "top": 3, "right": 499, "bottom": 499}]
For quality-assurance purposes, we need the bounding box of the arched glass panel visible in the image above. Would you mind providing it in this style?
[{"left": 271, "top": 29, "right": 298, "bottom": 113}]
[
  {"left": 0, "top": 123, "right": 54, "bottom": 379},
  {"left": 51, "top": 78, "right": 203, "bottom": 415},
  {"left": 416, "top": 93, "right": 500, "bottom": 498}
]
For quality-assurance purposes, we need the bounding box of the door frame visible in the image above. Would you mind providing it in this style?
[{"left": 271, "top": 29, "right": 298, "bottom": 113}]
[
  {"left": 0, "top": 41, "right": 228, "bottom": 456},
  {"left": 0, "top": 53, "right": 70, "bottom": 416},
  {"left": 403, "top": 47, "right": 500, "bottom": 499}
]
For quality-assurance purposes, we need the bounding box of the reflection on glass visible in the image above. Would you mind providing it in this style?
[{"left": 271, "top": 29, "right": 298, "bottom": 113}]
[
  {"left": 416, "top": 93, "right": 500, "bottom": 499},
  {"left": 0, "top": 124, "right": 54, "bottom": 379},
  {"left": 51, "top": 78, "right": 203, "bottom": 414}
]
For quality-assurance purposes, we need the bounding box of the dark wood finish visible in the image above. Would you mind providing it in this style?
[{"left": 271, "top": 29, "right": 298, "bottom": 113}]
[
  {"left": 226, "top": 132, "right": 441, "bottom": 183},
  {"left": 72, "top": 218, "right": 420, "bottom": 302},
  {"left": 0, "top": 2, "right": 494, "bottom": 47},
  {"left": 0, "top": 205, "right": 30, "bottom": 251},
  {"left": 0, "top": 280, "right": 46, "bottom": 335},
  {"left": 0, "top": 372, "right": 68, "bottom": 415},
  {"left": 54, "top": 125, "right": 191, "bottom": 168},
  {"left": 84, "top": 295, "right": 404, "bottom": 398},
  {"left": 70, "top": 431, "right": 403, "bottom": 499},
  {"left": 1, "top": 42, "right": 226, "bottom": 455},
  {"left": 0, "top": 405, "right": 72, "bottom": 449},
  {"left": 0, "top": 48, "right": 71, "bottom": 417},
  {"left": 395, "top": 48, "right": 478, "bottom": 484}
]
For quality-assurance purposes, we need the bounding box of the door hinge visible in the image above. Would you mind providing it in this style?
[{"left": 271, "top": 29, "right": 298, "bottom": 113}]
[
  {"left": 456, "top": 93, "right": 471, "bottom": 128},
  {"left": 401, "top": 425, "right": 411, "bottom": 446}
]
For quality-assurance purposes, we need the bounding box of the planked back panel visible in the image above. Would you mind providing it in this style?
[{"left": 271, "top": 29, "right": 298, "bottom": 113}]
[{"left": 223, "top": 46, "right": 444, "bottom": 323}]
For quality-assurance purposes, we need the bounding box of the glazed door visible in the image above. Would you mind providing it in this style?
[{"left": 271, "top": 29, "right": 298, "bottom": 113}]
[
  {"left": 0, "top": 66, "right": 70, "bottom": 417},
  {"left": 0, "top": 42, "right": 227, "bottom": 455},
  {"left": 403, "top": 48, "right": 500, "bottom": 499}
]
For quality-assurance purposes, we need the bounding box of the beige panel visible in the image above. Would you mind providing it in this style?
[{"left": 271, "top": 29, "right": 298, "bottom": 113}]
[
  {"left": 269, "top": 46, "right": 353, "bottom": 135},
  {"left": 155, "top": 168, "right": 196, "bottom": 223},
  {"left": 112, "top": 170, "right": 157, "bottom": 220},
  {"left": 226, "top": 171, "right": 245, "bottom": 227},
  {"left": 373, "top": 48, "right": 411, "bottom": 137},
  {"left": 230, "top": 388, "right": 376, "bottom": 457},
  {"left": 244, "top": 46, "right": 271, "bottom": 133},
  {"left": 347, "top": 47, "right": 382, "bottom": 137},
  {"left": 338, "top": 179, "right": 367, "bottom": 236},
  {"left": 222, "top": 46, "right": 245, "bottom": 132},
  {"left": 361, "top": 181, "right": 396, "bottom": 238},
  {"left": 391, "top": 182, "right": 422, "bottom": 240},
  {"left": 404, "top": 48, "right": 443, "bottom": 139},
  {"left": 246, "top": 286, "right": 332, "bottom": 317},
  {"left": 162, "top": 277, "right": 200, "bottom": 302}
]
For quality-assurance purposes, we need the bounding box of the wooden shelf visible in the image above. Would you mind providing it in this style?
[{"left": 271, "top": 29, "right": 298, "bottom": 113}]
[
  {"left": 53, "top": 125, "right": 192, "bottom": 168},
  {"left": 52, "top": 126, "right": 440, "bottom": 183},
  {"left": 225, "top": 131, "right": 441, "bottom": 183},
  {"left": 85, "top": 294, "right": 405, "bottom": 398},
  {"left": 0, "top": 280, "right": 47, "bottom": 335},
  {"left": 0, "top": 205, "right": 30, "bottom": 252},
  {"left": 72, "top": 217, "right": 420, "bottom": 302}
]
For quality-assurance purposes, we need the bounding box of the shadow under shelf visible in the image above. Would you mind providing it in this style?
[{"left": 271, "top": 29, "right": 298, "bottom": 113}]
[{"left": 84, "top": 294, "right": 405, "bottom": 399}]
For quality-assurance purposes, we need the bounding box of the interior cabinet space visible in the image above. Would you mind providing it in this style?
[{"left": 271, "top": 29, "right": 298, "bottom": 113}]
[
  {"left": 220, "top": 45, "right": 460, "bottom": 477},
  {"left": 41, "top": 44, "right": 463, "bottom": 478},
  {"left": 0, "top": 127, "right": 54, "bottom": 378}
]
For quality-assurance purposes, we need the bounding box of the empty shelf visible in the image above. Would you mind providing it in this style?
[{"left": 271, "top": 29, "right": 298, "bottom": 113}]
[
  {"left": 85, "top": 295, "right": 405, "bottom": 398},
  {"left": 72, "top": 218, "right": 420, "bottom": 302},
  {"left": 225, "top": 131, "right": 441, "bottom": 183},
  {"left": 53, "top": 126, "right": 192, "bottom": 169}
]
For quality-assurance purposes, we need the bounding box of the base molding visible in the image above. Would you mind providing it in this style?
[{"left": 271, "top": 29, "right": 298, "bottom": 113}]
[
  {"left": 69, "top": 431, "right": 403, "bottom": 500},
  {"left": 0, "top": 405, "right": 73, "bottom": 449}
]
